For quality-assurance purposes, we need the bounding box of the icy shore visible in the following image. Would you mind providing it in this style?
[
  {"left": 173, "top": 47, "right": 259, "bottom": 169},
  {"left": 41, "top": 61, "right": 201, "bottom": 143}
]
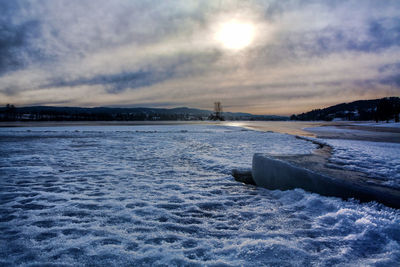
[{"left": 0, "top": 125, "right": 399, "bottom": 265}]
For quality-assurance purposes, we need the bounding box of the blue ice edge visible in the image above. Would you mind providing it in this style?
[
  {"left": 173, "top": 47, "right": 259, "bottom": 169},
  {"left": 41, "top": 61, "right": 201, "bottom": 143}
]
[{"left": 252, "top": 153, "right": 400, "bottom": 209}]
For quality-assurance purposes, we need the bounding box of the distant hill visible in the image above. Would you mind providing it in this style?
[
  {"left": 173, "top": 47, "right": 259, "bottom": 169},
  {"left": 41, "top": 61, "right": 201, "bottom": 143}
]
[
  {"left": 0, "top": 105, "right": 288, "bottom": 122},
  {"left": 291, "top": 97, "right": 400, "bottom": 122}
]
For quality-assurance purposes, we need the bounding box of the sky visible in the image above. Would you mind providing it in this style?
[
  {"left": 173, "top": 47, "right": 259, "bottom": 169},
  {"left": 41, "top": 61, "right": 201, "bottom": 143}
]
[{"left": 0, "top": 0, "right": 400, "bottom": 115}]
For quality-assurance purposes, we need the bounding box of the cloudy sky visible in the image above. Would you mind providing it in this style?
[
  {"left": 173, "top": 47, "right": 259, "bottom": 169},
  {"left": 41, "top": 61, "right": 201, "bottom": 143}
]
[{"left": 1, "top": 0, "right": 399, "bottom": 115}]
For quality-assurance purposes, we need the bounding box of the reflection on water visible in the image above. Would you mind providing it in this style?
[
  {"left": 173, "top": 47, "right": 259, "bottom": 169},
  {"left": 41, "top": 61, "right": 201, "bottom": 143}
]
[{"left": 222, "top": 121, "right": 326, "bottom": 136}]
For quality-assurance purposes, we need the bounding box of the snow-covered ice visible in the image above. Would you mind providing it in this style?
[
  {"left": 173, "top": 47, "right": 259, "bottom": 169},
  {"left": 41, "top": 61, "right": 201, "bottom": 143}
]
[
  {"left": 354, "top": 122, "right": 400, "bottom": 128},
  {"left": 323, "top": 139, "right": 400, "bottom": 189},
  {"left": 0, "top": 125, "right": 399, "bottom": 266}
]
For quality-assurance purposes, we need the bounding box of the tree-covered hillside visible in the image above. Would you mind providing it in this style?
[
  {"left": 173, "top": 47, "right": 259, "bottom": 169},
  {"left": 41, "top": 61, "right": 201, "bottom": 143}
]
[{"left": 291, "top": 97, "right": 400, "bottom": 122}]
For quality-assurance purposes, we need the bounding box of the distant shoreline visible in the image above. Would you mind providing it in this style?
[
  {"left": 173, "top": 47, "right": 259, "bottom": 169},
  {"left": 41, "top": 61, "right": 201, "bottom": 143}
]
[
  {"left": 1, "top": 120, "right": 399, "bottom": 143},
  {"left": 0, "top": 120, "right": 219, "bottom": 128},
  {"left": 222, "top": 121, "right": 400, "bottom": 143},
  {"left": 303, "top": 123, "right": 400, "bottom": 143}
]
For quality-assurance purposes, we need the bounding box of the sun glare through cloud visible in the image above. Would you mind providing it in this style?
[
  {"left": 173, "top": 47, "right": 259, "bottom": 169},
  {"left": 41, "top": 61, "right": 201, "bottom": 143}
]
[{"left": 214, "top": 20, "right": 255, "bottom": 50}]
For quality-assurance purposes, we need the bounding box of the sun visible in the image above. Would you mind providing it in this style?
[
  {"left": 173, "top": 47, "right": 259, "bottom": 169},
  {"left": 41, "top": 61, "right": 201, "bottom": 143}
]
[{"left": 215, "top": 20, "right": 255, "bottom": 50}]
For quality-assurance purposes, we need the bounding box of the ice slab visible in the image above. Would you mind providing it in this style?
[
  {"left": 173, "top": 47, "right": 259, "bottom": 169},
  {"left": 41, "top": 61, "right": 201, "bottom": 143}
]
[{"left": 252, "top": 153, "right": 400, "bottom": 209}]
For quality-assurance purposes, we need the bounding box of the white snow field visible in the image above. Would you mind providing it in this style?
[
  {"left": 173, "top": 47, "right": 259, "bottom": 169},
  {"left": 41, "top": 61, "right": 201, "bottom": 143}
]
[{"left": 0, "top": 125, "right": 399, "bottom": 266}]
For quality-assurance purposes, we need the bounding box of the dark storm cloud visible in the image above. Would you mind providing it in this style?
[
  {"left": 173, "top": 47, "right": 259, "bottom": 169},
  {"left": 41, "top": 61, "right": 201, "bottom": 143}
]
[
  {"left": 0, "top": 0, "right": 213, "bottom": 74},
  {"left": 0, "top": 1, "right": 42, "bottom": 73},
  {"left": 307, "top": 19, "right": 399, "bottom": 54},
  {"left": 349, "top": 18, "right": 400, "bottom": 52},
  {"left": 377, "top": 62, "right": 400, "bottom": 88},
  {"left": 249, "top": 17, "right": 400, "bottom": 66},
  {"left": 45, "top": 71, "right": 160, "bottom": 92},
  {"left": 0, "top": 21, "right": 31, "bottom": 72},
  {"left": 381, "top": 75, "right": 400, "bottom": 88},
  {"left": 378, "top": 62, "right": 400, "bottom": 73},
  {"left": 40, "top": 50, "right": 220, "bottom": 94}
]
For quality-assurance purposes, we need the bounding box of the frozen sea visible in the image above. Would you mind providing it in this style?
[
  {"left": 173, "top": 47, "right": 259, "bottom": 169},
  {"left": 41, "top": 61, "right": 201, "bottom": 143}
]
[{"left": 0, "top": 125, "right": 399, "bottom": 266}]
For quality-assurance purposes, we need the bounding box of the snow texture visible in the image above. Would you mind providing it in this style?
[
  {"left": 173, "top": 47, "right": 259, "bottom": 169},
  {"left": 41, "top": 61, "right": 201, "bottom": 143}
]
[
  {"left": 0, "top": 125, "right": 399, "bottom": 266},
  {"left": 323, "top": 139, "right": 400, "bottom": 189}
]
